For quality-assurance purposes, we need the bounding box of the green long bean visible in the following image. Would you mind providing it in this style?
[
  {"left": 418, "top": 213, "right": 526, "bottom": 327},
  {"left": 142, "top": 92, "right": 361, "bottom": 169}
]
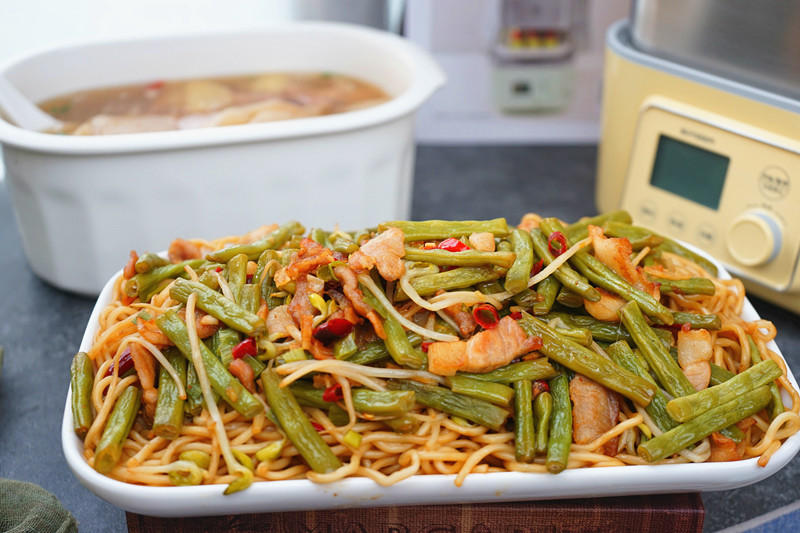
[
  {"left": 602, "top": 221, "right": 664, "bottom": 250},
  {"left": 184, "top": 364, "right": 204, "bottom": 416},
  {"left": 446, "top": 375, "right": 515, "bottom": 406},
  {"left": 211, "top": 327, "right": 240, "bottom": 367},
  {"left": 532, "top": 276, "right": 560, "bottom": 315},
  {"left": 388, "top": 380, "right": 509, "bottom": 431},
  {"left": 555, "top": 286, "right": 584, "bottom": 308},
  {"left": 379, "top": 218, "right": 511, "bottom": 241},
  {"left": 459, "top": 358, "right": 557, "bottom": 384},
  {"left": 650, "top": 277, "right": 716, "bottom": 296},
  {"left": 70, "top": 352, "right": 94, "bottom": 438},
  {"left": 546, "top": 374, "right": 572, "bottom": 473},
  {"left": 748, "top": 335, "right": 785, "bottom": 419},
  {"left": 125, "top": 259, "right": 205, "bottom": 302},
  {"left": 607, "top": 341, "right": 677, "bottom": 432},
  {"left": 94, "top": 386, "right": 141, "bottom": 474},
  {"left": 134, "top": 252, "right": 169, "bottom": 274},
  {"left": 534, "top": 391, "right": 552, "bottom": 454},
  {"left": 291, "top": 382, "right": 417, "bottom": 417},
  {"left": 666, "top": 360, "right": 782, "bottom": 422},
  {"left": 226, "top": 253, "right": 248, "bottom": 303},
  {"left": 170, "top": 279, "right": 265, "bottom": 336},
  {"left": 520, "top": 314, "right": 655, "bottom": 405},
  {"left": 514, "top": 380, "right": 536, "bottom": 463},
  {"left": 207, "top": 221, "right": 304, "bottom": 262},
  {"left": 261, "top": 370, "right": 341, "bottom": 473},
  {"left": 398, "top": 266, "right": 505, "bottom": 299},
  {"left": 504, "top": 229, "right": 535, "bottom": 294},
  {"left": 564, "top": 210, "right": 633, "bottom": 242},
  {"left": 156, "top": 310, "right": 262, "bottom": 419},
  {"left": 153, "top": 349, "right": 187, "bottom": 439},
  {"left": 619, "top": 301, "right": 694, "bottom": 398},
  {"left": 540, "top": 312, "right": 632, "bottom": 344},
  {"left": 403, "top": 247, "right": 516, "bottom": 268},
  {"left": 639, "top": 386, "right": 771, "bottom": 462}
]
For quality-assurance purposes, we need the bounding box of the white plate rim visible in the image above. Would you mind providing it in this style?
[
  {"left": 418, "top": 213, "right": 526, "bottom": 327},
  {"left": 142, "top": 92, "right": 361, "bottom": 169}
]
[{"left": 61, "top": 242, "right": 800, "bottom": 517}]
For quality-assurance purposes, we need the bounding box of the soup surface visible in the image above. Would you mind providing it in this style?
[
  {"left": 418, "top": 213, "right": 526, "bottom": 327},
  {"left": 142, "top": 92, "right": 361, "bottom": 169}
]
[{"left": 39, "top": 72, "right": 389, "bottom": 135}]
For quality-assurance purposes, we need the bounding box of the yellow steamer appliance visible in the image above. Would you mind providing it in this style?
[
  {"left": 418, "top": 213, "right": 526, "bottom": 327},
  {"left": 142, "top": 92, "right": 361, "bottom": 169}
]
[{"left": 596, "top": 8, "right": 800, "bottom": 313}]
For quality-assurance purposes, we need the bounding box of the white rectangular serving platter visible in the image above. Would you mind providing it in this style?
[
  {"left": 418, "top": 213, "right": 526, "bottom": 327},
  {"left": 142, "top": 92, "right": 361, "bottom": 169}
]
[{"left": 62, "top": 243, "right": 800, "bottom": 517}]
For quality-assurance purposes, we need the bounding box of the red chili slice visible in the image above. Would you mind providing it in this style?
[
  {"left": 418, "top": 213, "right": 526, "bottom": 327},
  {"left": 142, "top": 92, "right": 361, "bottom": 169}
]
[
  {"left": 313, "top": 318, "right": 354, "bottom": 344},
  {"left": 473, "top": 304, "right": 500, "bottom": 329},
  {"left": 105, "top": 347, "right": 133, "bottom": 377},
  {"left": 437, "top": 238, "right": 469, "bottom": 252},
  {"left": 531, "top": 259, "right": 544, "bottom": 276},
  {"left": 681, "top": 322, "right": 692, "bottom": 332},
  {"left": 322, "top": 383, "right": 343, "bottom": 402},
  {"left": 532, "top": 379, "right": 550, "bottom": 397},
  {"left": 510, "top": 311, "right": 523, "bottom": 320},
  {"left": 246, "top": 274, "right": 253, "bottom": 283},
  {"left": 547, "top": 231, "right": 568, "bottom": 257},
  {"left": 421, "top": 341, "right": 433, "bottom": 353},
  {"left": 231, "top": 338, "right": 257, "bottom": 359},
  {"left": 215, "top": 266, "right": 223, "bottom": 273},
  {"left": 311, "top": 421, "right": 324, "bottom": 432}
]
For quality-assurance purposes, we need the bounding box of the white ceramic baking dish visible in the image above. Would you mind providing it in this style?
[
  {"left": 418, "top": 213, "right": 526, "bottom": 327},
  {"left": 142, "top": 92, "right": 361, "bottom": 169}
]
[
  {"left": 0, "top": 23, "right": 444, "bottom": 295},
  {"left": 62, "top": 243, "right": 800, "bottom": 517}
]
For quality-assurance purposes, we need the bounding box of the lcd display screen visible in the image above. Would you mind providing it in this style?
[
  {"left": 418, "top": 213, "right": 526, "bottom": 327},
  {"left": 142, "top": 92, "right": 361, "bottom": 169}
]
[{"left": 649, "top": 135, "right": 729, "bottom": 210}]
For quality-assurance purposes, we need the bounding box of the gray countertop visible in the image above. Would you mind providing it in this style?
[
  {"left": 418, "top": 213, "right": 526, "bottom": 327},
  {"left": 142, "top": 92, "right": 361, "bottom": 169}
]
[{"left": 1, "top": 145, "right": 798, "bottom": 532}]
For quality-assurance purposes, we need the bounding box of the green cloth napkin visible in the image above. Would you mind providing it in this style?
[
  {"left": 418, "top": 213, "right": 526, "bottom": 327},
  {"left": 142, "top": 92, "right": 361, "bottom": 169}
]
[{"left": 0, "top": 479, "right": 78, "bottom": 533}]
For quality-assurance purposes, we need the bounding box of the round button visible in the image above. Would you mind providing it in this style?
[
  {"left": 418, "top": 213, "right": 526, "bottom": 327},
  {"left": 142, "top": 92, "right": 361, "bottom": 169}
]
[{"left": 726, "top": 211, "right": 782, "bottom": 267}]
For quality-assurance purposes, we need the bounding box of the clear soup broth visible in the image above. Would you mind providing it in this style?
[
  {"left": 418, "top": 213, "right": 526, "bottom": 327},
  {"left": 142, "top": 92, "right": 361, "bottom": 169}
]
[{"left": 40, "top": 72, "right": 389, "bottom": 135}]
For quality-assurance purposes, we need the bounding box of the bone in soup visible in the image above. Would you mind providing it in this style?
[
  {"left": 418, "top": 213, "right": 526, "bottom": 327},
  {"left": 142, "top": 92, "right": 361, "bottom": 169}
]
[{"left": 39, "top": 72, "right": 390, "bottom": 135}]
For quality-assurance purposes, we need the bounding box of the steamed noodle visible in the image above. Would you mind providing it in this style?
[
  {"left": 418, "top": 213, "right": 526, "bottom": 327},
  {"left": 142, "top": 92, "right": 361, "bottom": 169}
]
[{"left": 79, "top": 219, "right": 800, "bottom": 490}]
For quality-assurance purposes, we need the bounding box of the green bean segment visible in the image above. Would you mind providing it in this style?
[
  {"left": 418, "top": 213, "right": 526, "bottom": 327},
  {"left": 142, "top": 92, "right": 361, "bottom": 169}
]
[
  {"left": 514, "top": 380, "right": 536, "bottom": 463},
  {"left": 156, "top": 310, "right": 262, "bottom": 419},
  {"left": 404, "top": 247, "right": 516, "bottom": 268},
  {"left": 639, "top": 386, "right": 771, "bottom": 462},
  {"left": 170, "top": 279, "right": 265, "bottom": 337},
  {"left": 619, "top": 301, "right": 695, "bottom": 399},
  {"left": 125, "top": 259, "right": 205, "bottom": 302},
  {"left": 153, "top": 349, "right": 187, "bottom": 440},
  {"left": 261, "top": 370, "right": 341, "bottom": 473},
  {"left": 207, "top": 221, "right": 305, "bottom": 262},
  {"left": 504, "top": 229, "right": 535, "bottom": 294},
  {"left": 532, "top": 276, "right": 560, "bottom": 315},
  {"left": 388, "top": 380, "right": 509, "bottom": 431},
  {"left": 651, "top": 277, "right": 716, "bottom": 296},
  {"left": 379, "top": 218, "right": 510, "bottom": 241},
  {"left": 399, "top": 266, "right": 505, "bottom": 299},
  {"left": 520, "top": 314, "right": 655, "bottom": 406},
  {"left": 607, "top": 341, "right": 676, "bottom": 433},
  {"left": 534, "top": 391, "right": 553, "bottom": 454},
  {"left": 546, "top": 374, "right": 572, "bottom": 473},
  {"left": 666, "top": 360, "right": 782, "bottom": 422},
  {"left": 95, "top": 386, "right": 141, "bottom": 474},
  {"left": 70, "top": 352, "right": 95, "bottom": 438},
  {"left": 748, "top": 335, "right": 785, "bottom": 419},
  {"left": 564, "top": 210, "right": 633, "bottom": 243},
  {"left": 459, "top": 358, "right": 557, "bottom": 384},
  {"left": 446, "top": 375, "right": 515, "bottom": 407},
  {"left": 134, "top": 252, "right": 169, "bottom": 274},
  {"left": 602, "top": 221, "right": 664, "bottom": 250}
]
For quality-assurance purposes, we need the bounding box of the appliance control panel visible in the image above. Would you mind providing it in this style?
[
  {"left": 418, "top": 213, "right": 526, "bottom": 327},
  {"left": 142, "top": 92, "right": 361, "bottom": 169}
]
[{"left": 620, "top": 98, "right": 800, "bottom": 292}]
